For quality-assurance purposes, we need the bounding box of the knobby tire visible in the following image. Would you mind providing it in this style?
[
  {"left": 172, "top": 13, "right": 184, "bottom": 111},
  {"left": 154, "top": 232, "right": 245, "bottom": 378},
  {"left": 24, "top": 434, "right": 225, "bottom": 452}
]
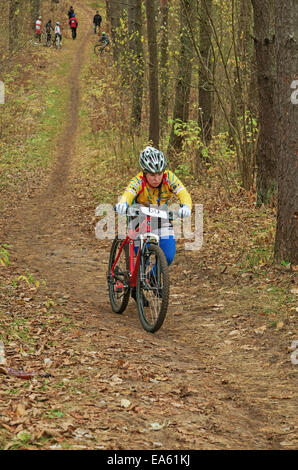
[
  {"left": 107, "top": 237, "right": 130, "bottom": 314},
  {"left": 94, "top": 44, "right": 102, "bottom": 57},
  {"left": 136, "top": 244, "right": 169, "bottom": 333}
]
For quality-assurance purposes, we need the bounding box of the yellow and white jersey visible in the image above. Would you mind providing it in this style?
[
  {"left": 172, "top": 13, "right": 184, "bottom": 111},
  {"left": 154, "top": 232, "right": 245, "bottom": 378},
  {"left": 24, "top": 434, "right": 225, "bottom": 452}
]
[{"left": 119, "top": 170, "right": 192, "bottom": 208}]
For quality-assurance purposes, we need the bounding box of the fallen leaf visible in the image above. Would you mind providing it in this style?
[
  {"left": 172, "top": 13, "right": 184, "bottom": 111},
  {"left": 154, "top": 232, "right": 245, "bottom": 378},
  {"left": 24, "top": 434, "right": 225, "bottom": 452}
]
[
  {"left": 120, "top": 399, "right": 131, "bottom": 408},
  {"left": 16, "top": 403, "right": 26, "bottom": 417},
  {"left": 149, "top": 422, "right": 163, "bottom": 430}
]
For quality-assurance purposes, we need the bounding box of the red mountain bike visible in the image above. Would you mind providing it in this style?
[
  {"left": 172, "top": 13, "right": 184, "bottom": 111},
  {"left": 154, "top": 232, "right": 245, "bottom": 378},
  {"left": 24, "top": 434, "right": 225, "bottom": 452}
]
[{"left": 107, "top": 205, "right": 178, "bottom": 333}]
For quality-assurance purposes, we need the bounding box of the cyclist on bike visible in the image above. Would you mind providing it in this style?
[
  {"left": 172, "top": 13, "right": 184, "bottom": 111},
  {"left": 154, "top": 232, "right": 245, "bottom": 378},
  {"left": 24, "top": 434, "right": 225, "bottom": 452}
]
[
  {"left": 55, "top": 22, "right": 62, "bottom": 45},
  {"left": 46, "top": 20, "right": 54, "bottom": 44},
  {"left": 69, "top": 13, "right": 78, "bottom": 40},
  {"left": 99, "top": 31, "right": 109, "bottom": 52},
  {"left": 115, "top": 146, "right": 192, "bottom": 295},
  {"left": 35, "top": 16, "right": 42, "bottom": 43}
]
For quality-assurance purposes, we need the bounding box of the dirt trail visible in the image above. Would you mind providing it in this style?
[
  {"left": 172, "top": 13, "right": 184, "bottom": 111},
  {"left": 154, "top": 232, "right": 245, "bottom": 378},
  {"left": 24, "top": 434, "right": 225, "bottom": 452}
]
[
  {"left": 1, "top": 3, "right": 297, "bottom": 451},
  {"left": 6, "top": 3, "right": 102, "bottom": 307}
]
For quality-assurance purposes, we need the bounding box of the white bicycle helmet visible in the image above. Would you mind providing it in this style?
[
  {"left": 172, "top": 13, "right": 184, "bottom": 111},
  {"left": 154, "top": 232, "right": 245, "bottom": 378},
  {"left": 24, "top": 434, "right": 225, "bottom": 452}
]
[{"left": 139, "top": 146, "right": 167, "bottom": 173}]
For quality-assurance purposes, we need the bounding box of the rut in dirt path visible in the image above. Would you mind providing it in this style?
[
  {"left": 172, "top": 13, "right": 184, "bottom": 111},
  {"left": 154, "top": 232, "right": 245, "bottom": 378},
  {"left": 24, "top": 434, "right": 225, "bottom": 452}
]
[{"left": 6, "top": 5, "right": 104, "bottom": 307}]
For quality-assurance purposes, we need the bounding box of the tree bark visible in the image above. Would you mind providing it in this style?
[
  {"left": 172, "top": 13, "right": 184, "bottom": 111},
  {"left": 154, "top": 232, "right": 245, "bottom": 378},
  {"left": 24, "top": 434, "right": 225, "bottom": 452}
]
[
  {"left": 274, "top": 0, "right": 298, "bottom": 264},
  {"left": 168, "top": 0, "right": 195, "bottom": 156},
  {"left": 128, "top": 0, "right": 144, "bottom": 131},
  {"left": 31, "top": 0, "right": 40, "bottom": 31},
  {"left": 108, "top": 0, "right": 121, "bottom": 61},
  {"left": 146, "top": 0, "right": 160, "bottom": 148},
  {"left": 251, "top": 0, "right": 277, "bottom": 207},
  {"left": 9, "top": 0, "right": 20, "bottom": 51},
  {"left": 198, "top": 0, "right": 213, "bottom": 146},
  {"left": 160, "top": 0, "right": 169, "bottom": 135}
]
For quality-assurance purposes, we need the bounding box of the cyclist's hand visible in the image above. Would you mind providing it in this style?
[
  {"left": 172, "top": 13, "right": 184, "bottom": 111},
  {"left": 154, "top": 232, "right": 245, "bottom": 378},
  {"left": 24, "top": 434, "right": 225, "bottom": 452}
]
[
  {"left": 178, "top": 204, "right": 191, "bottom": 218},
  {"left": 115, "top": 202, "right": 129, "bottom": 215}
]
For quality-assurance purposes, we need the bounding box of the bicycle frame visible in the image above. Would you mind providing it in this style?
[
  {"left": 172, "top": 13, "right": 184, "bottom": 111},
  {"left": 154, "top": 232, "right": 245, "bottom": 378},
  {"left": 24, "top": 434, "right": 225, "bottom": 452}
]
[{"left": 111, "top": 213, "right": 159, "bottom": 288}]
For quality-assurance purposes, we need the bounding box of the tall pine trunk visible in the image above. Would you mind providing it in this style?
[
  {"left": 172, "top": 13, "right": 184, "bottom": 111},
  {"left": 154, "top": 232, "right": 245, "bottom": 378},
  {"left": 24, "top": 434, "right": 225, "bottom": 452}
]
[
  {"left": 251, "top": 0, "right": 277, "bottom": 207},
  {"left": 108, "top": 0, "right": 121, "bottom": 61},
  {"left": 146, "top": 0, "right": 160, "bottom": 148},
  {"left": 274, "top": 0, "right": 298, "bottom": 264},
  {"left": 198, "top": 0, "right": 213, "bottom": 146},
  {"left": 129, "top": 0, "right": 144, "bottom": 131},
  {"left": 9, "top": 0, "right": 20, "bottom": 51},
  {"left": 160, "top": 0, "right": 169, "bottom": 135},
  {"left": 31, "top": 0, "right": 40, "bottom": 31},
  {"left": 168, "top": 0, "right": 195, "bottom": 156}
]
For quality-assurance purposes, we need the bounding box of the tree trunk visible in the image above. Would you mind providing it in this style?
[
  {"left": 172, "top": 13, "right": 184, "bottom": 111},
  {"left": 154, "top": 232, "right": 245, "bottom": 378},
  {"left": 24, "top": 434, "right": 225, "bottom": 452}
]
[
  {"left": 160, "top": 0, "right": 169, "bottom": 135},
  {"left": 128, "top": 0, "right": 144, "bottom": 131},
  {"left": 251, "top": 0, "right": 277, "bottom": 207},
  {"left": 168, "top": 0, "right": 195, "bottom": 156},
  {"left": 9, "top": 0, "right": 20, "bottom": 51},
  {"left": 274, "top": 0, "right": 298, "bottom": 264},
  {"left": 108, "top": 0, "right": 121, "bottom": 61},
  {"left": 198, "top": 0, "right": 213, "bottom": 146},
  {"left": 146, "top": 0, "right": 160, "bottom": 148},
  {"left": 31, "top": 0, "right": 40, "bottom": 31}
]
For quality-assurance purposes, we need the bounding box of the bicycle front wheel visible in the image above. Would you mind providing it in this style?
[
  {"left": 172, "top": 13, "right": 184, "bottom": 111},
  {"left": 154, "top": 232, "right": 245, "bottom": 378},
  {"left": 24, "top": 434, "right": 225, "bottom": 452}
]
[
  {"left": 107, "top": 237, "right": 130, "bottom": 314},
  {"left": 136, "top": 244, "right": 170, "bottom": 333}
]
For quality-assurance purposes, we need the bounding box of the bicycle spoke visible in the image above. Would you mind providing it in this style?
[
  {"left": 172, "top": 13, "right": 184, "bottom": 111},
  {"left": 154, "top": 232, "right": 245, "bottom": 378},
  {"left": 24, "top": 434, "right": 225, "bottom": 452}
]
[
  {"left": 107, "top": 237, "right": 130, "bottom": 314},
  {"left": 136, "top": 244, "right": 169, "bottom": 333}
]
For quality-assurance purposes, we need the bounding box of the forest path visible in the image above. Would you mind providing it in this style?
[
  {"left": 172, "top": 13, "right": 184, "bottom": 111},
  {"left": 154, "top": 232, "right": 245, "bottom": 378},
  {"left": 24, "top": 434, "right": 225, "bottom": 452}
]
[{"left": 0, "top": 2, "right": 296, "bottom": 451}]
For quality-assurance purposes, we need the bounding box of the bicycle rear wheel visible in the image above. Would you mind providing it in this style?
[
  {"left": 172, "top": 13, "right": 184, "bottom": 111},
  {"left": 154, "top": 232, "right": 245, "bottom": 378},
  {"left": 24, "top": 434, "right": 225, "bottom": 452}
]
[
  {"left": 136, "top": 244, "right": 169, "bottom": 333},
  {"left": 94, "top": 44, "right": 102, "bottom": 57},
  {"left": 55, "top": 36, "right": 61, "bottom": 49},
  {"left": 107, "top": 237, "right": 130, "bottom": 314}
]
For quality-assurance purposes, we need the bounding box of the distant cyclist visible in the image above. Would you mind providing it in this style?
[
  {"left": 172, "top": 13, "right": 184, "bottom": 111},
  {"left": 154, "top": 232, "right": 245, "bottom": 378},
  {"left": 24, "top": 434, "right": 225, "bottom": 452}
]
[
  {"left": 99, "top": 31, "right": 109, "bottom": 53},
  {"left": 35, "top": 16, "right": 42, "bottom": 43},
  {"left": 69, "top": 13, "right": 78, "bottom": 40},
  {"left": 55, "top": 22, "right": 62, "bottom": 45},
  {"left": 93, "top": 10, "right": 102, "bottom": 34},
  {"left": 46, "top": 19, "right": 54, "bottom": 45}
]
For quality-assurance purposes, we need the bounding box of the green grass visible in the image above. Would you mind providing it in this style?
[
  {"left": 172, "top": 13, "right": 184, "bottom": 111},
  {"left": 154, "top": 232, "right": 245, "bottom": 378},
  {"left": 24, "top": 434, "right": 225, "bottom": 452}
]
[
  {"left": 88, "top": 0, "right": 105, "bottom": 10},
  {"left": 0, "top": 53, "right": 70, "bottom": 189}
]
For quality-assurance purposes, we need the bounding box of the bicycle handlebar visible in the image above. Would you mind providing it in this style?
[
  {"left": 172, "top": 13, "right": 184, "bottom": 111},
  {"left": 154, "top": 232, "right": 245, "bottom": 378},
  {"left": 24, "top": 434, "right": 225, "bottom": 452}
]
[{"left": 113, "top": 205, "right": 183, "bottom": 220}]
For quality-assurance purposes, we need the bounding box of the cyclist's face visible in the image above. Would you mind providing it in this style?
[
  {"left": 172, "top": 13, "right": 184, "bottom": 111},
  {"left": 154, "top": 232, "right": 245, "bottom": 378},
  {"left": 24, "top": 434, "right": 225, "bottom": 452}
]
[{"left": 145, "top": 171, "right": 163, "bottom": 187}]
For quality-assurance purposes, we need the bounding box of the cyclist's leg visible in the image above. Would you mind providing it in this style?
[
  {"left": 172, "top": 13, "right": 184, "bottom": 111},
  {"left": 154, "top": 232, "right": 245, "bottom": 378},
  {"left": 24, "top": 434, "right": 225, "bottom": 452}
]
[
  {"left": 147, "top": 236, "right": 175, "bottom": 298},
  {"left": 159, "top": 235, "right": 176, "bottom": 267},
  {"left": 131, "top": 241, "right": 149, "bottom": 307}
]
